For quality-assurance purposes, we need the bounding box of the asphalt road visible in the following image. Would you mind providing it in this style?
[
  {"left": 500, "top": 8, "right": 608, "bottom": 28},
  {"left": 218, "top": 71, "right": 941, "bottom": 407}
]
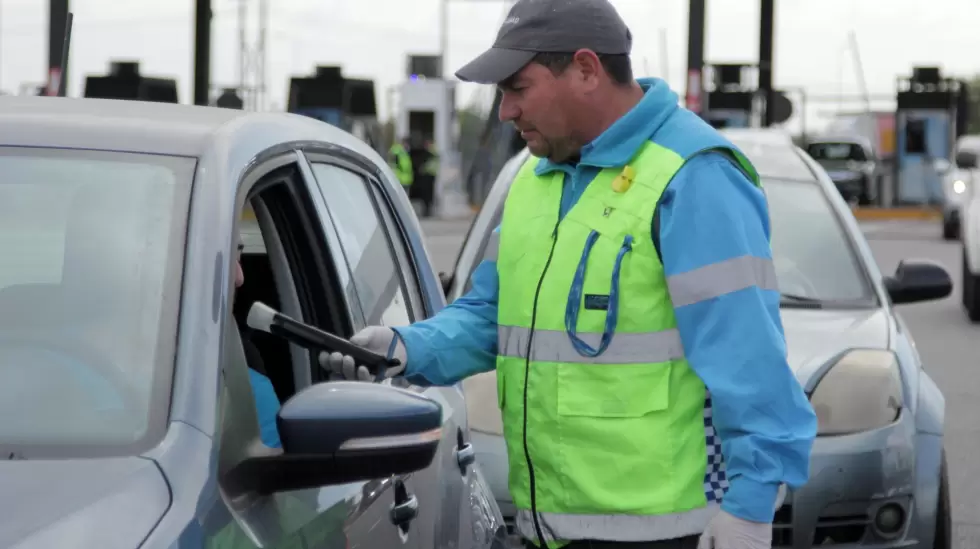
[{"left": 421, "top": 216, "right": 979, "bottom": 547}]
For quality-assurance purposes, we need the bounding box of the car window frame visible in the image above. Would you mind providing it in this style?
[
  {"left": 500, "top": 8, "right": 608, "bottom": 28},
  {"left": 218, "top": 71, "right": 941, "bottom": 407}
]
[
  {"left": 301, "top": 149, "right": 424, "bottom": 328},
  {"left": 0, "top": 146, "right": 194, "bottom": 460}
]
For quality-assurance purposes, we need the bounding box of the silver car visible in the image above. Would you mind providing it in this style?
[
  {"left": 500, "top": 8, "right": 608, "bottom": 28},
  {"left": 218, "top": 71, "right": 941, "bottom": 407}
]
[
  {"left": 0, "top": 96, "right": 507, "bottom": 549},
  {"left": 443, "top": 131, "right": 953, "bottom": 548}
]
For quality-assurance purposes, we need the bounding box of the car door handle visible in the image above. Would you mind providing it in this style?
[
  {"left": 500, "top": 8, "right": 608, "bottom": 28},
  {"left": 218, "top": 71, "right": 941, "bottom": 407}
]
[
  {"left": 456, "top": 442, "right": 476, "bottom": 474},
  {"left": 390, "top": 495, "right": 419, "bottom": 526}
]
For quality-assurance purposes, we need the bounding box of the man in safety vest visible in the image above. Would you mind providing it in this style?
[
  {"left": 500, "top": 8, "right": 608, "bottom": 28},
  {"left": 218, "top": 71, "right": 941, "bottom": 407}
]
[
  {"left": 321, "top": 0, "right": 817, "bottom": 548},
  {"left": 388, "top": 137, "right": 413, "bottom": 189}
]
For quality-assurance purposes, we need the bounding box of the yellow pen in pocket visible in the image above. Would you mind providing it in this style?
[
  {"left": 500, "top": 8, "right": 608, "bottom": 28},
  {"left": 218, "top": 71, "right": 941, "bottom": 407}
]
[{"left": 611, "top": 165, "right": 635, "bottom": 193}]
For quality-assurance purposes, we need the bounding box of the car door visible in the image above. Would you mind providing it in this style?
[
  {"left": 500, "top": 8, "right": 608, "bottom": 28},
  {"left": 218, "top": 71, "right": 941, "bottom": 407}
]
[
  {"left": 301, "top": 150, "right": 473, "bottom": 549},
  {"left": 204, "top": 152, "right": 415, "bottom": 549}
]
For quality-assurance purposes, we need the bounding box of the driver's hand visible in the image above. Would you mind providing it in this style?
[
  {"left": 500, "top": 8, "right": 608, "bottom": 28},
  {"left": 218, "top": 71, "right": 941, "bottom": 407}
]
[{"left": 317, "top": 326, "right": 407, "bottom": 381}]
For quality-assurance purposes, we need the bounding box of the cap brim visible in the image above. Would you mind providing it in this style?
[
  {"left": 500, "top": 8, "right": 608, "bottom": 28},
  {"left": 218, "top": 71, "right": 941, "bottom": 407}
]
[{"left": 455, "top": 48, "right": 536, "bottom": 84}]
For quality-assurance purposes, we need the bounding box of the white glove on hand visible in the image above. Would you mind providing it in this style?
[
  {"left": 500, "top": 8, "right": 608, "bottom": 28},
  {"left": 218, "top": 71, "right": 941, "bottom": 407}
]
[
  {"left": 697, "top": 510, "right": 772, "bottom": 549},
  {"left": 317, "top": 326, "right": 407, "bottom": 382}
]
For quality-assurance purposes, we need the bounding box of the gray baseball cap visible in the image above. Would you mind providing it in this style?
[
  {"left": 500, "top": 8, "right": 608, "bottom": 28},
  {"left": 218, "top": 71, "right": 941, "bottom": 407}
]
[{"left": 455, "top": 0, "right": 633, "bottom": 84}]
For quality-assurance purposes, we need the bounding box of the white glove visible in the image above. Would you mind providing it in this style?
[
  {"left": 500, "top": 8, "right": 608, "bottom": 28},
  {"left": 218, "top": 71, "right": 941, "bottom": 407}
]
[
  {"left": 697, "top": 510, "right": 772, "bottom": 549},
  {"left": 317, "top": 326, "right": 407, "bottom": 382}
]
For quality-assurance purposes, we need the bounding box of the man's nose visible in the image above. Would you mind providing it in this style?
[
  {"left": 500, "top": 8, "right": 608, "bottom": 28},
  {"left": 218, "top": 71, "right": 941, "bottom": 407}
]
[{"left": 498, "top": 93, "right": 519, "bottom": 122}]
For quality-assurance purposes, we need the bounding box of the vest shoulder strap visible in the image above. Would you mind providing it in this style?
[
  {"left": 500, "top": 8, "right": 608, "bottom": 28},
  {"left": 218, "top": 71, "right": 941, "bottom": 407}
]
[{"left": 651, "top": 147, "right": 755, "bottom": 262}]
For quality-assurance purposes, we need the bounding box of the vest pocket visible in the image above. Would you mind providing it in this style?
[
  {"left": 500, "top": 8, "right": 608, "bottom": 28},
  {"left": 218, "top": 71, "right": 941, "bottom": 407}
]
[{"left": 556, "top": 362, "right": 671, "bottom": 418}]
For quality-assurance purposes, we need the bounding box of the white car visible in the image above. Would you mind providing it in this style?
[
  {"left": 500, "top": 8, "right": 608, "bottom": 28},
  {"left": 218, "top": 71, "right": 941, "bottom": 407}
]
[
  {"left": 941, "top": 135, "right": 980, "bottom": 240},
  {"left": 960, "top": 145, "right": 980, "bottom": 320},
  {"left": 443, "top": 132, "right": 954, "bottom": 548}
]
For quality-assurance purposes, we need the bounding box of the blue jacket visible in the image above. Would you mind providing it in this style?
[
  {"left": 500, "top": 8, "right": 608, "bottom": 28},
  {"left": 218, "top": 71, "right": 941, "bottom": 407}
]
[
  {"left": 393, "top": 78, "right": 816, "bottom": 524},
  {"left": 248, "top": 369, "right": 282, "bottom": 449}
]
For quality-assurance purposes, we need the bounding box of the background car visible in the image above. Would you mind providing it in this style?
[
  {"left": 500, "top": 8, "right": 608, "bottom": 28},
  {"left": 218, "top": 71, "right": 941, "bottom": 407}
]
[
  {"left": 806, "top": 134, "right": 880, "bottom": 206},
  {"left": 941, "top": 135, "right": 980, "bottom": 241},
  {"left": 444, "top": 129, "right": 952, "bottom": 549},
  {"left": 0, "top": 96, "right": 507, "bottom": 549},
  {"left": 960, "top": 145, "right": 980, "bottom": 321}
]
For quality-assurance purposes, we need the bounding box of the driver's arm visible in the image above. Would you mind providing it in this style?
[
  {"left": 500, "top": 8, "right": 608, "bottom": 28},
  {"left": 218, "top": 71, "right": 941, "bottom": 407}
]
[{"left": 656, "top": 153, "right": 817, "bottom": 523}]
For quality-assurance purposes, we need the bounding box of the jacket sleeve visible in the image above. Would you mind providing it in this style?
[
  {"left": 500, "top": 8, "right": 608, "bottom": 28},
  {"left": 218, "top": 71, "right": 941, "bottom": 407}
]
[
  {"left": 656, "top": 153, "right": 817, "bottom": 524},
  {"left": 392, "top": 226, "right": 501, "bottom": 386}
]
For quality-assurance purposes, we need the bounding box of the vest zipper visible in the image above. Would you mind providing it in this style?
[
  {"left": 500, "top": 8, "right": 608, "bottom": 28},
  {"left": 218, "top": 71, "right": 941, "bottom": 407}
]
[{"left": 523, "top": 216, "right": 561, "bottom": 548}]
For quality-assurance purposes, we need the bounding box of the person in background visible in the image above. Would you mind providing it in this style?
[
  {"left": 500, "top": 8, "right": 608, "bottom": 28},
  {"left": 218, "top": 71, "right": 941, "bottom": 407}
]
[{"left": 388, "top": 136, "right": 414, "bottom": 191}]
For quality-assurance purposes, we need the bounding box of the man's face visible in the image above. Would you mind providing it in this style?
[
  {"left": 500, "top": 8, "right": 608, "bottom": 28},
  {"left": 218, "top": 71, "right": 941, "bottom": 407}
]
[
  {"left": 234, "top": 241, "right": 244, "bottom": 290},
  {"left": 498, "top": 60, "right": 584, "bottom": 162}
]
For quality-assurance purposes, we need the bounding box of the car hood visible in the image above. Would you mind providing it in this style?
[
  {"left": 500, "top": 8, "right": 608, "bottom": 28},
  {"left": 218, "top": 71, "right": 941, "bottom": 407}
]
[
  {"left": 782, "top": 307, "right": 890, "bottom": 384},
  {"left": 0, "top": 456, "right": 170, "bottom": 549}
]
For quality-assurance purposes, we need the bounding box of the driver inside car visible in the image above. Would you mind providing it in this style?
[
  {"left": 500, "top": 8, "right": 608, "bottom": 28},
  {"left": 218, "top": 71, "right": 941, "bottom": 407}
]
[{"left": 233, "top": 238, "right": 282, "bottom": 449}]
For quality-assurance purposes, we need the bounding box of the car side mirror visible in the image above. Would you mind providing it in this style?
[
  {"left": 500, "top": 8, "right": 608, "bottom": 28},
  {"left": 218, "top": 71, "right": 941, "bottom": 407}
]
[
  {"left": 438, "top": 271, "right": 454, "bottom": 297},
  {"left": 223, "top": 381, "right": 442, "bottom": 496},
  {"left": 884, "top": 259, "right": 952, "bottom": 305},
  {"left": 933, "top": 158, "right": 952, "bottom": 175},
  {"left": 955, "top": 151, "right": 978, "bottom": 170}
]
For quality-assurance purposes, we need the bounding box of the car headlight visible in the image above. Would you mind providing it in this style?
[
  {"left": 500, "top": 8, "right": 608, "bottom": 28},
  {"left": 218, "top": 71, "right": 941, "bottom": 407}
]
[
  {"left": 810, "top": 349, "right": 903, "bottom": 436},
  {"left": 953, "top": 179, "right": 967, "bottom": 194}
]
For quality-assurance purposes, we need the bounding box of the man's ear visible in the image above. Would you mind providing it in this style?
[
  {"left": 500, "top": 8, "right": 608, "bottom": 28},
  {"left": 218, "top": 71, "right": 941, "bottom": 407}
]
[{"left": 571, "top": 49, "right": 603, "bottom": 91}]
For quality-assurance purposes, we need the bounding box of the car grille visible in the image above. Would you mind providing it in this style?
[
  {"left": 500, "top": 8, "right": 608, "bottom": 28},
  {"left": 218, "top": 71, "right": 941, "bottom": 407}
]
[{"left": 773, "top": 504, "right": 870, "bottom": 546}]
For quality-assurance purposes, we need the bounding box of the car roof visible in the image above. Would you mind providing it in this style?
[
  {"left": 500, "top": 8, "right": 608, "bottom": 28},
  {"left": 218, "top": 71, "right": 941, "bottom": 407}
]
[
  {"left": 721, "top": 133, "right": 817, "bottom": 181},
  {"left": 0, "top": 96, "right": 378, "bottom": 160},
  {"left": 718, "top": 128, "right": 795, "bottom": 147}
]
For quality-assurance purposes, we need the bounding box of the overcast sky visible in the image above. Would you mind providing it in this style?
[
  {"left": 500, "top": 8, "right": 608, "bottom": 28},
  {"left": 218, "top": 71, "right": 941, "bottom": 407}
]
[{"left": 1, "top": 0, "right": 976, "bottom": 133}]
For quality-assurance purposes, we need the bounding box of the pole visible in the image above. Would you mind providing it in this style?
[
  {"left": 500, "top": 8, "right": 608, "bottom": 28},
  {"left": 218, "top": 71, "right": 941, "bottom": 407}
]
[
  {"left": 847, "top": 31, "right": 871, "bottom": 114},
  {"left": 758, "top": 0, "right": 774, "bottom": 126},
  {"left": 58, "top": 12, "right": 73, "bottom": 97},
  {"left": 439, "top": 0, "right": 449, "bottom": 79},
  {"left": 194, "top": 0, "right": 212, "bottom": 106},
  {"left": 685, "top": 0, "right": 705, "bottom": 114},
  {"left": 659, "top": 28, "right": 669, "bottom": 84},
  {"left": 47, "top": 0, "right": 69, "bottom": 96}
]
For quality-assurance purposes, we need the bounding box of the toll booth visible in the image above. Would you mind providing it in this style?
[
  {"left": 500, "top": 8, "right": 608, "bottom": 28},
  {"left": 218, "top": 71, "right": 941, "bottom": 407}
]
[
  {"left": 286, "top": 66, "right": 381, "bottom": 150},
  {"left": 894, "top": 66, "right": 969, "bottom": 204},
  {"left": 395, "top": 55, "right": 455, "bottom": 152},
  {"left": 83, "top": 61, "right": 178, "bottom": 103}
]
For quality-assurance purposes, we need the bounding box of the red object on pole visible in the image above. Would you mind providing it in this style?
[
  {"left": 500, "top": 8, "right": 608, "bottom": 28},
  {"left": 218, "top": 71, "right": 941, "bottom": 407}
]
[{"left": 685, "top": 69, "right": 702, "bottom": 113}]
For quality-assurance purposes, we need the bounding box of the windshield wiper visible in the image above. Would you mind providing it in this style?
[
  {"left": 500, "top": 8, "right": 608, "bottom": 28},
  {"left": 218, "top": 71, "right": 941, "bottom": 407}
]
[{"left": 779, "top": 293, "right": 825, "bottom": 308}]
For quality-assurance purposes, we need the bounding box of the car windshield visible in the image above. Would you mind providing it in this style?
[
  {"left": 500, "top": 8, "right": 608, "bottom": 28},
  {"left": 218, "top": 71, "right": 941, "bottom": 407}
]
[
  {"left": 462, "top": 174, "right": 873, "bottom": 307},
  {"left": 807, "top": 142, "right": 868, "bottom": 162},
  {"left": 0, "top": 147, "right": 192, "bottom": 456},
  {"left": 764, "top": 177, "right": 874, "bottom": 304}
]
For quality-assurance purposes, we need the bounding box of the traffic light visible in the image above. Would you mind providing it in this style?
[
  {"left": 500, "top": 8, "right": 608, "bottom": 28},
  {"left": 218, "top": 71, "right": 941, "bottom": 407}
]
[{"left": 84, "top": 61, "right": 178, "bottom": 103}]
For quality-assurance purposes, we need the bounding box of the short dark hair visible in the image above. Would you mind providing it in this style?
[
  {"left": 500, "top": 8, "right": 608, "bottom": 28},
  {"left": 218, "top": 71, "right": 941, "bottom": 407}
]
[{"left": 532, "top": 52, "right": 633, "bottom": 86}]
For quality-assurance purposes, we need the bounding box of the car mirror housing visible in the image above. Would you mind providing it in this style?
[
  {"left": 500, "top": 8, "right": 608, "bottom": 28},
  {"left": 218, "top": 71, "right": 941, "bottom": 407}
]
[{"left": 223, "top": 381, "right": 442, "bottom": 496}]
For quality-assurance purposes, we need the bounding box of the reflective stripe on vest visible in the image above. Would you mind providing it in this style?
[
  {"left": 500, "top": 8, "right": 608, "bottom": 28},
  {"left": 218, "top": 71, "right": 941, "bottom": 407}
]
[{"left": 495, "top": 137, "right": 762, "bottom": 547}]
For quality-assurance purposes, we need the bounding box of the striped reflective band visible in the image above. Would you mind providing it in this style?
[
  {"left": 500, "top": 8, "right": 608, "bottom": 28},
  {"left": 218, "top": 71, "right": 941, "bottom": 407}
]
[
  {"left": 515, "top": 503, "right": 718, "bottom": 545},
  {"left": 483, "top": 231, "right": 500, "bottom": 262},
  {"left": 666, "top": 255, "right": 778, "bottom": 308},
  {"left": 497, "top": 325, "right": 684, "bottom": 365}
]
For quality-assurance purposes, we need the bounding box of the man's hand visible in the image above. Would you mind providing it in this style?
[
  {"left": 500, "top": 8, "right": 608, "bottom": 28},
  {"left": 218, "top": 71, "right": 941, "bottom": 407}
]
[
  {"left": 317, "top": 326, "right": 407, "bottom": 381},
  {"left": 697, "top": 510, "right": 772, "bottom": 549}
]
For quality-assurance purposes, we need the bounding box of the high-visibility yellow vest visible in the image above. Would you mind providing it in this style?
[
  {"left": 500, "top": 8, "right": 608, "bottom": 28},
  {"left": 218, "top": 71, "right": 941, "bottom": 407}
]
[
  {"left": 422, "top": 144, "right": 440, "bottom": 176},
  {"left": 495, "top": 140, "right": 759, "bottom": 547},
  {"left": 389, "top": 143, "right": 413, "bottom": 187}
]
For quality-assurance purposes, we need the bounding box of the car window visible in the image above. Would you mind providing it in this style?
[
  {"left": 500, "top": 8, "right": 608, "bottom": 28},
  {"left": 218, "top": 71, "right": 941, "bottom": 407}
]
[
  {"left": 765, "top": 177, "right": 873, "bottom": 302},
  {"left": 309, "top": 162, "right": 412, "bottom": 328},
  {"left": 0, "top": 147, "right": 191, "bottom": 454},
  {"left": 807, "top": 143, "right": 868, "bottom": 162}
]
